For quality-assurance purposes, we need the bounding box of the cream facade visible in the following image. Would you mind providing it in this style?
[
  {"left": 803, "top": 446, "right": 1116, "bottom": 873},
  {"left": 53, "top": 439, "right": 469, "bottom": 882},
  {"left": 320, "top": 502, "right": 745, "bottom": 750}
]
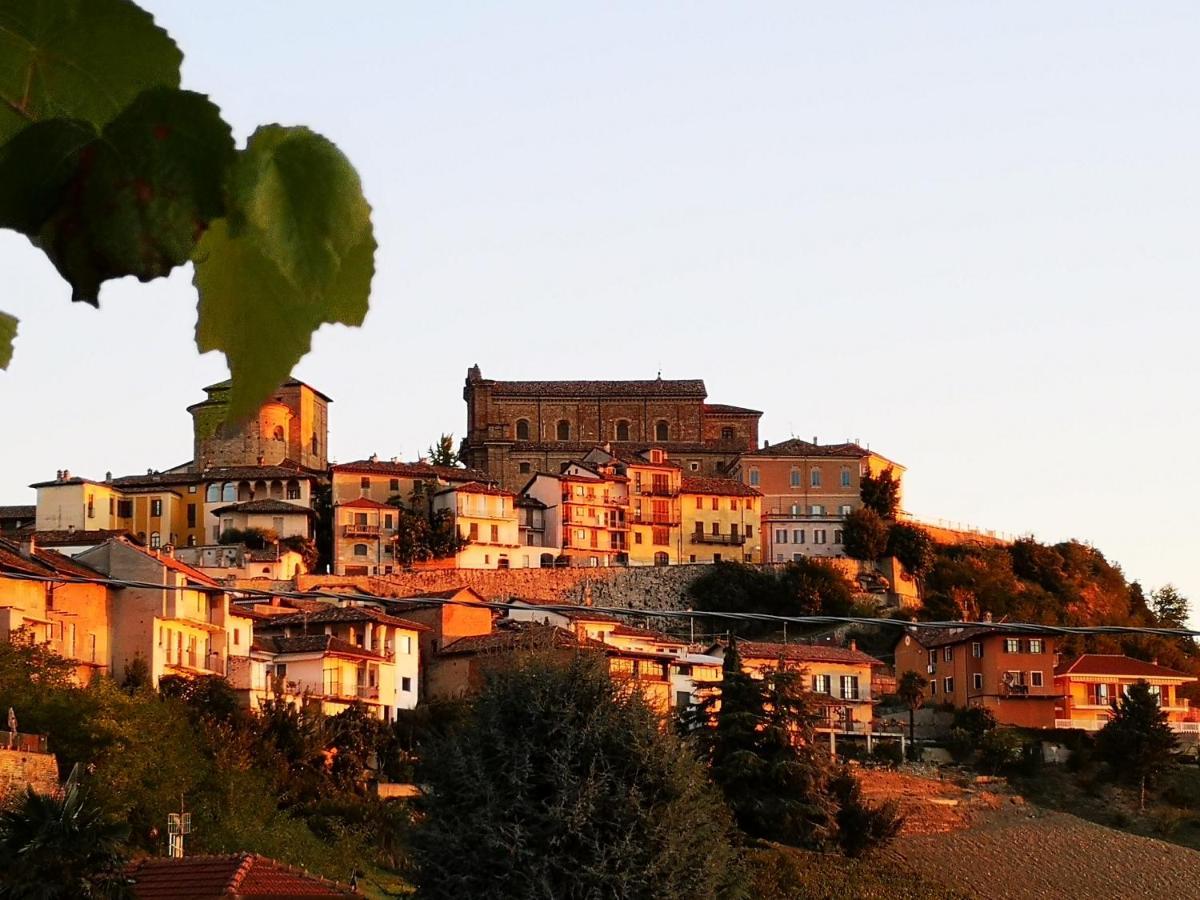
[
  {"left": 432, "top": 483, "right": 521, "bottom": 569},
  {"left": 680, "top": 474, "right": 762, "bottom": 564},
  {"left": 584, "top": 447, "right": 681, "bottom": 566}
]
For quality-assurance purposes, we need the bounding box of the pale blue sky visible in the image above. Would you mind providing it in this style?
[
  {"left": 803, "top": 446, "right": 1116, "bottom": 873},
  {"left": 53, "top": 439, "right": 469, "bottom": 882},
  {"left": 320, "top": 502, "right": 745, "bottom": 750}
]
[{"left": 2, "top": 3, "right": 1197, "bottom": 613}]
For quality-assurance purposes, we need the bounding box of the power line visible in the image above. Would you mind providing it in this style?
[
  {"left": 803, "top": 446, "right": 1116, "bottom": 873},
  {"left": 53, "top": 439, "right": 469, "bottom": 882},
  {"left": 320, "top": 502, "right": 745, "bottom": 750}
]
[{"left": 3, "top": 568, "right": 1198, "bottom": 640}]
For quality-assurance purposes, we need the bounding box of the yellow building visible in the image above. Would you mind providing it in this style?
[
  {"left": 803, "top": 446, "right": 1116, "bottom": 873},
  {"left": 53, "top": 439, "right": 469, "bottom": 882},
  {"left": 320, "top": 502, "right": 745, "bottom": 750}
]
[
  {"left": 680, "top": 474, "right": 762, "bottom": 564},
  {"left": 1055, "top": 655, "right": 1199, "bottom": 732},
  {"left": 432, "top": 482, "right": 521, "bottom": 569},
  {"left": 583, "top": 447, "right": 681, "bottom": 565}
]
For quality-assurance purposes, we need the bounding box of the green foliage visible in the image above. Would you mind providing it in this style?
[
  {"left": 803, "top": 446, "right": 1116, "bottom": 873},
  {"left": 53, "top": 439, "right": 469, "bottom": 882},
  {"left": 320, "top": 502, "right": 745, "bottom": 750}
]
[
  {"left": 1096, "top": 681, "right": 1178, "bottom": 806},
  {"left": 279, "top": 535, "right": 318, "bottom": 571},
  {"left": 0, "top": 783, "right": 132, "bottom": 899},
  {"left": 688, "top": 560, "right": 857, "bottom": 637},
  {"left": 411, "top": 653, "right": 740, "bottom": 899},
  {"left": 426, "top": 434, "right": 460, "bottom": 467},
  {"left": 829, "top": 766, "right": 904, "bottom": 856},
  {"left": 218, "top": 526, "right": 278, "bottom": 549},
  {"left": 386, "top": 498, "right": 467, "bottom": 565},
  {"left": 860, "top": 466, "right": 901, "bottom": 519},
  {"left": 951, "top": 706, "right": 997, "bottom": 740},
  {"left": 887, "top": 522, "right": 935, "bottom": 578},
  {"left": 977, "top": 728, "right": 1024, "bottom": 774},
  {"left": 1152, "top": 584, "right": 1190, "bottom": 629},
  {"left": 897, "top": 670, "right": 928, "bottom": 741},
  {"left": 841, "top": 507, "right": 889, "bottom": 561},
  {"left": 0, "top": 0, "right": 375, "bottom": 423}
]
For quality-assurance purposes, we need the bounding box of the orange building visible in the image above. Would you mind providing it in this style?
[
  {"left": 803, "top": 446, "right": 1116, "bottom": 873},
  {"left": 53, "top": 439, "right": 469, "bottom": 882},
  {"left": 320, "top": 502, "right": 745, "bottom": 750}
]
[
  {"left": 894, "top": 626, "right": 1059, "bottom": 728},
  {"left": 584, "top": 446, "right": 682, "bottom": 565},
  {"left": 521, "top": 463, "right": 630, "bottom": 566},
  {"left": 1054, "top": 655, "right": 1199, "bottom": 732}
]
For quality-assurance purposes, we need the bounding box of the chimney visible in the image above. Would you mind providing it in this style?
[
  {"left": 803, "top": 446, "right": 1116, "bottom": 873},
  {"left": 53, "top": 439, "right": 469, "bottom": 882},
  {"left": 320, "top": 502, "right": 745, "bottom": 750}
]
[
  {"left": 161, "top": 545, "right": 175, "bottom": 558},
  {"left": 62, "top": 469, "right": 70, "bottom": 480},
  {"left": 849, "top": 639, "right": 857, "bottom": 652},
  {"left": 369, "top": 453, "right": 378, "bottom": 463},
  {"left": 56, "top": 469, "right": 63, "bottom": 480},
  {"left": 763, "top": 439, "right": 769, "bottom": 449},
  {"left": 812, "top": 436, "right": 818, "bottom": 445},
  {"left": 105, "top": 471, "right": 112, "bottom": 482},
  {"left": 18, "top": 534, "right": 35, "bottom": 559},
  {"left": 983, "top": 611, "right": 993, "bottom": 623}
]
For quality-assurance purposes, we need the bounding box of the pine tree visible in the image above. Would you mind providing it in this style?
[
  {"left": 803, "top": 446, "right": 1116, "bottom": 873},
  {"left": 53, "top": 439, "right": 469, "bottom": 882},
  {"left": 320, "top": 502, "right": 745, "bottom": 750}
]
[
  {"left": 1095, "top": 681, "right": 1178, "bottom": 810},
  {"left": 1151, "top": 584, "right": 1189, "bottom": 629}
]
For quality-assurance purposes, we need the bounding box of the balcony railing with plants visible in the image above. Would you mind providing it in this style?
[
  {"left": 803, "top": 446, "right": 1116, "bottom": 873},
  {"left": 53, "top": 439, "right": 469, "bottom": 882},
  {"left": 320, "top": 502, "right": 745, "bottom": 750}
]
[{"left": 690, "top": 532, "right": 746, "bottom": 546}]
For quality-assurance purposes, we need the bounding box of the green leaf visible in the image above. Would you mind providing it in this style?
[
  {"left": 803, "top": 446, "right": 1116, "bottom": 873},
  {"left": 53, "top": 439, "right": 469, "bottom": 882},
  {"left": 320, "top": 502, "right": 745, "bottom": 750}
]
[
  {"left": 0, "top": 311, "right": 15, "bottom": 368},
  {"left": 0, "top": 0, "right": 182, "bottom": 145},
  {"left": 194, "top": 127, "right": 374, "bottom": 420},
  {"left": 0, "top": 87, "right": 235, "bottom": 303}
]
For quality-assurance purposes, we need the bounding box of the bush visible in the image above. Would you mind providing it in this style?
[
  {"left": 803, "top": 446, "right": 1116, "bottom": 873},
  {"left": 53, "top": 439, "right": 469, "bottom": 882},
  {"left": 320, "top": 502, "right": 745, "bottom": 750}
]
[
  {"left": 842, "top": 508, "right": 889, "bottom": 561},
  {"left": 946, "top": 728, "right": 975, "bottom": 763},
  {"left": 977, "top": 728, "right": 1023, "bottom": 774},
  {"left": 829, "top": 767, "right": 904, "bottom": 857},
  {"left": 870, "top": 740, "right": 905, "bottom": 768},
  {"left": 951, "top": 706, "right": 997, "bottom": 740}
]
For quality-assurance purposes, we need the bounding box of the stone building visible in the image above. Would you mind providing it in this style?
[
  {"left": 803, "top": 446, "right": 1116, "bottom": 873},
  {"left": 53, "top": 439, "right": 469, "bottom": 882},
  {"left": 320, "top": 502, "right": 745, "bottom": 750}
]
[
  {"left": 461, "top": 365, "right": 761, "bottom": 490},
  {"left": 188, "top": 378, "right": 330, "bottom": 471}
]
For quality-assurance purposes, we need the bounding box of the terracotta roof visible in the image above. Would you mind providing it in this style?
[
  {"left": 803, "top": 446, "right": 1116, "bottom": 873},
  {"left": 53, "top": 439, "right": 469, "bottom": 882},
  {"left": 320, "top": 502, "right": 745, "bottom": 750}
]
[
  {"left": 0, "top": 538, "right": 103, "bottom": 580},
  {"left": 439, "top": 623, "right": 602, "bottom": 656},
  {"left": 489, "top": 378, "right": 706, "bottom": 399},
  {"left": 333, "top": 459, "right": 492, "bottom": 483},
  {"left": 681, "top": 474, "right": 761, "bottom": 497},
  {"left": 255, "top": 604, "right": 429, "bottom": 631},
  {"left": 338, "top": 496, "right": 394, "bottom": 510},
  {"left": 742, "top": 439, "right": 872, "bottom": 459},
  {"left": 703, "top": 403, "right": 762, "bottom": 416},
  {"left": 732, "top": 640, "right": 884, "bottom": 667},
  {"left": 195, "top": 376, "right": 334, "bottom": 403},
  {"left": 607, "top": 623, "right": 687, "bottom": 644},
  {"left": 32, "top": 529, "right": 141, "bottom": 546},
  {"left": 129, "top": 852, "right": 353, "bottom": 897},
  {"left": 253, "top": 634, "right": 389, "bottom": 661},
  {"left": 0, "top": 505, "right": 35, "bottom": 520},
  {"left": 898, "top": 625, "right": 1009, "bottom": 650},
  {"left": 139, "top": 546, "right": 220, "bottom": 587},
  {"left": 209, "top": 499, "right": 316, "bottom": 516},
  {"left": 1055, "top": 654, "right": 1197, "bottom": 680},
  {"left": 435, "top": 481, "right": 514, "bottom": 497}
]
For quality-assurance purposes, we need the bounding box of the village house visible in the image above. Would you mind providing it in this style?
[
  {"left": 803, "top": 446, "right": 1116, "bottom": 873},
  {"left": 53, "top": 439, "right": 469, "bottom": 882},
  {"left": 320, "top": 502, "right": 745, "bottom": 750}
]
[
  {"left": 583, "top": 446, "right": 683, "bottom": 566},
  {"left": 708, "top": 640, "right": 885, "bottom": 732},
  {"left": 431, "top": 482, "right": 521, "bottom": 569},
  {"left": 174, "top": 543, "right": 308, "bottom": 581},
  {"left": 0, "top": 536, "right": 111, "bottom": 682},
  {"left": 731, "top": 438, "right": 903, "bottom": 563},
  {"left": 680, "top": 474, "right": 762, "bottom": 564},
  {"left": 521, "top": 463, "right": 630, "bottom": 567},
  {"left": 894, "top": 626, "right": 1060, "bottom": 728},
  {"left": 1054, "top": 654, "right": 1200, "bottom": 733},
  {"left": 0, "top": 505, "right": 35, "bottom": 536}
]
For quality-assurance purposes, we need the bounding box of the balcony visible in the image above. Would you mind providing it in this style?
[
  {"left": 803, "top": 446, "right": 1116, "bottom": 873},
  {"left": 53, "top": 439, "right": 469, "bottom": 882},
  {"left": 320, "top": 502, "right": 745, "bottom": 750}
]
[
  {"left": 357, "top": 684, "right": 381, "bottom": 701},
  {"left": 1055, "top": 718, "right": 1200, "bottom": 734},
  {"left": 343, "top": 522, "right": 381, "bottom": 537},
  {"left": 636, "top": 484, "right": 679, "bottom": 498},
  {"left": 690, "top": 532, "right": 746, "bottom": 546}
]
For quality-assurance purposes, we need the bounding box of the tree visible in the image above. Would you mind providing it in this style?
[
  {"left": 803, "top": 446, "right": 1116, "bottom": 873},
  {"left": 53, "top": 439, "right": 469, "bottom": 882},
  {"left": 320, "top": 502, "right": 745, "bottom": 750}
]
[
  {"left": 887, "top": 522, "right": 935, "bottom": 580},
  {"left": 1095, "top": 681, "right": 1178, "bottom": 810},
  {"left": 828, "top": 767, "right": 903, "bottom": 858},
  {"left": 1151, "top": 585, "right": 1189, "bottom": 629},
  {"left": 218, "top": 526, "right": 277, "bottom": 549},
  {"left": 841, "top": 507, "right": 889, "bottom": 561},
  {"left": 860, "top": 466, "right": 901, "bottom": 519},
  {"left": 0, "top": 783, "right": 131, "bottom": 899},
  {"left": 0, "top": 0, "right": 376, "bottom": 419},
  {"left": 426, "top": 434, "right": 460, "bottom": 468},
  {"left": 410, "top": 653, "right": 739, "bottom": 899},
  {"left": 896, "top": 671, "right": 928, "bottom": 745}
]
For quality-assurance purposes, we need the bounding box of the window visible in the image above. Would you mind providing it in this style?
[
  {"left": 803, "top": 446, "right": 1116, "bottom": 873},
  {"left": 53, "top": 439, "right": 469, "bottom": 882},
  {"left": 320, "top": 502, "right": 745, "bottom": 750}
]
[
  {"left": 710, "top": 496, "right": 719, "bottom": 510},
  {"left": 943, "top": 676, "right": 954, "bottom": 694},
  {"left": 793, "top": 552, "right": 803, "bottom": 562},
  {"left": 616, "top": 420, "right": 630, "bottom": 441},
  {"left": 108, "top": 497, "right": 115, "bottom": 516},
  {"left": 972, "top": 673, "right": 983, "bottom": 690},
  {"left": 1029, "top": 639, "right": 1043, "bottom": 654},
  {"left": 222, "top": 482, "right": 236, "bottom": 502},
  {"left": 730, "top": 498, "right": 739, "bottom": 511},
  {"left": 389, "top": 478, "right": 400, "bottom": 491},
  {"left": 233, "top": 628, "right": 240, "bottom": 647},
  {"left": 810, "top": 468, "right": 822, "bottom": 487},
  {"left": 403, "top": 635, "right": 412, "bottom": 654},
  {"left": 490, "top": 524, "right": 499, "bottom": 542},
  {"left": 117, "top": 498, "right": 134, "bottom": 518},
  {"left": 775, "top": 529, "right": 787, "bottom": 544},
  {"left": 1030, "top": 671, "right": 1044, "bottom": 687},
  {"left": 402, "top": 677, "right": 412, "bottom": 692},
  {"left": 354, "top": 543, "right": 368, "bottom": 557},
  {"left": 272, "top": 516, "right": 284, "bottom": 533},
  {"left": 689, "top": 461, "right": 700, "bottom": 472},
  {"left": 634, "top": 532, "right": 643, "bottom": 544},
  {"left": 150, "top": 531, "right": 161, "bottom": 549},
  {"left": 792, "top": 529, "right": 804, "bottom": 544},
  {"left": 930, "top": 679, "right": 937, "bottom": 695},
  {"left": 841, "top": 675, "right": 859, "bottom": 699},
  {"left": 790, "top": 468, "right": 801, "bottom": 487},
  {"left": 840, "top": 467, "right": 851, "bottom": 487},
  {"left": 655, "top": 420, "right": 669, "bottom": 442},
  {"left": 186, "top": 504, "right": 196, "bottom": 527},
  {"left": 86, "top": 495, "right": 94, "bottom": 518},
  {"left": 927, "top": 649, "right": 937, "bottom": 667},
  {"left": 746, "top": 525, "right": 753, "bottom": 539},
  {"left": 311, "top": 434, "right": 319, "bottom": 455},
  {"left": 469, "top": 522, "right": 479, "bottom": 541},
  {"left": 360, "top": 476, "right": 371, "bottom": 489},
  {"left": 813, "top": 674, "right": 831, "bottom": 694},
  {"left": 519, "top": 462, "right": 531, "bottom": 474},
  {"left": 749, "top": 468, "right": 760, "bottom": 487},
  {"left": 839, "top": 504, "right": 852, "bottom": 516},
  {"left": 814, "top": 529, "right": 827, "bottom": 543},
  {"left": 710, "top": 522, "right": 720, "bottom": 535},
  {"left": 721, "top": 426, "right": 734, "bottom": 441},
  {"left": 695, "top": 496, "right": 705, "bottom": 510},
  {"left": 206, "top": 483, "right": 220, "bottom": 502},
  {"left": 971, "top": 641, "right": 982, "bottom": 658},
  {"left": 1095, "top": 683, "right": 1110, "bottom": 705},
  {"left": 516, "top": 419, "right": 531, "bottom": 440},
  {"left": 810, "top": 504, "right": 824, "bottom": 515},
  {"left": 653, "top": 527, "right": 670, "bottom": 546},
  {"left": 556, "top": 420, "right": 570, "bottom": 441},
  {"left": 385, "top": 513, "right": 394, "bottom": 529},
  {"left": 1004, "top": 638, "right": 1020, "bottom": 653},
  {"left": 943, "top": 647, "right": 953, "bottom": 662},
  {"left": 833, "top": 529, "right": 843, "bottom": 544},
  {"left": 653, "top": 551, "right": 670, "bottom": 566}
]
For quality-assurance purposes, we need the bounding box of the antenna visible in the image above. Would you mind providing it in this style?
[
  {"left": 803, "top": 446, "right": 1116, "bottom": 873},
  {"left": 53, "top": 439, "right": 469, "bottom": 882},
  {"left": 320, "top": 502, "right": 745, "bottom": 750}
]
[{"left": 167, "top": 795, "right": 192, "bottom": 858}]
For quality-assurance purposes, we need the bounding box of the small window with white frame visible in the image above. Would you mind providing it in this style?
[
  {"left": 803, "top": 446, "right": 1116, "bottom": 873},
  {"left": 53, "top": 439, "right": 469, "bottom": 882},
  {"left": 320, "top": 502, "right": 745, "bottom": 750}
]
[
  {"left": 943, "top": 676, "right": 954, "bottom": 693},
  {"left": 972, "top": 672, "right": 983, "bottom": 690},
  {"left": 1030, "top": 671, "right": 1044, "bottom": 687},
  {"left": 971, "top": 641, "right": 983, "bottom": 658}
]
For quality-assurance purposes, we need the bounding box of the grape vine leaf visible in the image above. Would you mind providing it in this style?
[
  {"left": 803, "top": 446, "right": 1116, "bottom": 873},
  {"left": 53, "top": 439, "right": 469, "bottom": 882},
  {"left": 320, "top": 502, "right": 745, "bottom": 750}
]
[
  {"left": 194, "top": 126, "right": 375, "bottom": 421},
  {"left": 0, "top": 0, "right": 182, "bottom": 144},
  {"left": 0, "top": 311, "right": 15, "bottom": 368},
  {"left": 0, "top": 87, "right": 235, "bottom": 303}
]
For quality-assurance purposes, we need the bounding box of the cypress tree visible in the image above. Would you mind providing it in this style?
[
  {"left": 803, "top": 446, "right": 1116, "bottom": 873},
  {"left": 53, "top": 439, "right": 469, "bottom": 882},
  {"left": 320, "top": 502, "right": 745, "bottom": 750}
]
[{"left": 1095, "top": 681, "right": 1178, "bottom": 810}]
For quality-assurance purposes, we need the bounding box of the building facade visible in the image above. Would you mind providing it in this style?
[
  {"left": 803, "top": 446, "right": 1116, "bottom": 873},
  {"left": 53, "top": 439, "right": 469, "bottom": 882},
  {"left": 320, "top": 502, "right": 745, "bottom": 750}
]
[
  {"left": 461, "top": 365, "right": 761, "bottom": 490},
  {"left": 521, "top": 464, "right": 630, "bottom": 567},
  {"left": 680, "top": 474, "right": 762, "bottom": 564},
  {"left": 1054, "top": 655, "right": 1199, "bottom": 731},
  {"left": 431, "top": 483, "right": 521, "bottom": 569}
]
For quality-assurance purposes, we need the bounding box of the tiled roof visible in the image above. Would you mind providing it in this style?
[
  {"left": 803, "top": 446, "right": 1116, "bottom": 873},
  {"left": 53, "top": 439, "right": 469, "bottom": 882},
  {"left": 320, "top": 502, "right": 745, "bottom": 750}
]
[
  {"left": 339, "top": 496, "right": 394, "bottom": 510},
  {"left": 33, "top": 529, "right": 141, "bottom": 546},
  {"left": 112, "top": 463, "right": 324, "bottom": 489},
  {"left": 129, "top": 852, "right": 353, "bottom": 897},
  {"left": 742, "top": 439, "right": 872, "bottom": 459},
  {"left": 435, "top": 481, "right": 514, "bottom": 497},
  {"left": 510, "top": 441, "right": 728, "bottom": 455},
  {"left": 703, "top": 403, "right": 762, "bottom": 416},
  {"left": 253, "top": 633, "right": 389, "bottom": 661},
  {"left": 607, "top": 623, "right": 687, "bottom": 644},
  {"left": 255, "top": 604, "right": 429, "bottom": 631},
  {"left": 1055, "top": 654, "right": 1196, "bottom": 680},
  {"left": 732, "top": 640, "right": 884, "bottom": 667},
  {"left": 140, "top": 547, "right": 220, "bottom": 587},
  {"left": 199, "top": 376, "right": 334, "bottom": 402},
  {"left": 490, "top": 378, "right": 706, "bottom": 399},
  {"left": 0, "top": 538, "right": 102, "bottom": 580},
  {"left": 209, "top": 499, "right": 315, "bottom": 516},
  {"left": 515, "top": 495, "right": 547, "bottom": 509},
  {"left": 681, "top": 474, "right": 761, "bottom": 497},
  {"left": 333, "top": 459, "right": 492, "bottom": 483},
  {"left": 0, "top": 505, "right": 35, "bottom": 520},
  {"left": 439, "top": 623, "right": 605, "bottom": 656}
]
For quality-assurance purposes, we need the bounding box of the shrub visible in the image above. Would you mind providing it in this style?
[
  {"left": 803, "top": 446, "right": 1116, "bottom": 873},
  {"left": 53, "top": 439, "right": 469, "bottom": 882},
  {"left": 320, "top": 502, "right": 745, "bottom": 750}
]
[
  {"left": 977, "top": 728, "right": 1023, "bottom": 774},
  {"left": 842, "top": 508, "right": 889, "bottom": 561},
  {"left": 829, "top": 767, "right": 904, "bottom": 857},
  {"left": 951, "top": 706, "right": 997, "bottom": 740}
]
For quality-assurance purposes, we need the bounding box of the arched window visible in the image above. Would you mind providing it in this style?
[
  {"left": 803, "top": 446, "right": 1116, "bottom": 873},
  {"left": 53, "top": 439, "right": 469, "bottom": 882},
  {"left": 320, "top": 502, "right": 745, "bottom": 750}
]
[
  {"left": 540, "top": 553, "right": 555, "bottom": 568},
  {"left": 810, "top": 468, "right": 822, "bottom": 488},
  {"left": 653, "top": 551, "right": 670, "bottom": 567},
  {"left": 615, "top": 420, "right": 631, "bottom": 442},
  {"left": 556, "top": 420, "right": 570, "bottom": 441},
  {"left": 516, "top": 419, "right": 530, "bottom": 441},
  {"left": 221, "top": 482, "right": 236, "bottom": 502},
  {"left": 206, "top": 483, "right": 220, "bottom": 502},
  {"left": 654, "top": 420, "right": 669, "bottom": 442},
  {"left": 149, "top": 532, "right": 161, "bottom": 549}
]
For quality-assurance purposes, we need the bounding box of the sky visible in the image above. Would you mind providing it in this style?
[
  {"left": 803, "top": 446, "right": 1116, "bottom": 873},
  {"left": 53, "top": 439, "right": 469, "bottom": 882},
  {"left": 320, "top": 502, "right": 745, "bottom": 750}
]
[{"left": 2, "top": 3, "right": 1197, "bottom": 612}]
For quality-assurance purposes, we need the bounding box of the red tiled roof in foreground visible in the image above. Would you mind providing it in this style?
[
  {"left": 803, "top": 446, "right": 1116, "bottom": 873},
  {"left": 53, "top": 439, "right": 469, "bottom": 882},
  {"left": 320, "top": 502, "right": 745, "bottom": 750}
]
[
  {"left": 128, "top": 853, "right": 354, "bottom": 898},
  {"left": 1055, "top": 654, "right": 1197, "bottom": 680},
  {"left": 732, "top": 640, "right": 884, "bottom": 668}
]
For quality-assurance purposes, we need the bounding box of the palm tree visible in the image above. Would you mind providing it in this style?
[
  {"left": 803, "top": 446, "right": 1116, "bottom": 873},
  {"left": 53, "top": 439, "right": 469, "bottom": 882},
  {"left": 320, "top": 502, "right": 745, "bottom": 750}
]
[
  {"left": 0, "top": 783, "right": 131, "bottom": 899},
  {"left": 896, "top": 671, "right": 929, "bottom": 748}
]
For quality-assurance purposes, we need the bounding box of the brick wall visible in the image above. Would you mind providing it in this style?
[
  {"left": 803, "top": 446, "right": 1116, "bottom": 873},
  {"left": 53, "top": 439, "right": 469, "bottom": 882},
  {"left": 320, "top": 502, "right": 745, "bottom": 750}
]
[{"left": 0, "top": 749, "right": 58, "bottom": 807}]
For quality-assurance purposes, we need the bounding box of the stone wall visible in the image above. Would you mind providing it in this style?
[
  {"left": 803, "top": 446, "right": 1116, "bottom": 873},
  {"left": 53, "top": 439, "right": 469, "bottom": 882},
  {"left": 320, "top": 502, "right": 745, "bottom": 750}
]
[{"left": 0, "top": 749, "right": 58, "bottom": 807}]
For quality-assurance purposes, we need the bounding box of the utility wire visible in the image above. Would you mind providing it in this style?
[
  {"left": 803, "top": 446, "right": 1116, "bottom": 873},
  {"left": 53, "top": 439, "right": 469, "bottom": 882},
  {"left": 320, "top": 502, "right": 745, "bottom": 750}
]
[{"left": 3, "top": 569, "right": 1198, "bottom": 640}]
